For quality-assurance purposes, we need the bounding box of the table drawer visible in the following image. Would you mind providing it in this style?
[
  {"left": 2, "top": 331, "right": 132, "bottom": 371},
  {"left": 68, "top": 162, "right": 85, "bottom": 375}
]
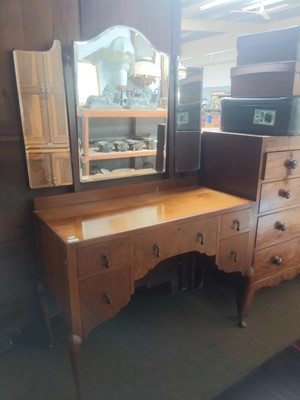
[
  {"left": 79, "top": 267, "right": 131, "bottom": 338},
  {"left": 179, "top": 216, "right": 218, "bottom": 256},
  {"left": 133, "top": 226, "right": 179, "bottom": 280},
  {"left": 263, "top": 150, "right": 300, "bottom": 181},
  {"left": 77, "top": 237, "right": 130, "bottom": 279},
  {"left": 220, "top": 208, "right": 252, "bottom": 239},
  {"left": 252, "top": 237, "right": 300, "bottom": 283},
  {"left": 217, "top": 232, "right": 251, "bottom": 275},
  {"left": 256, "top": 207, "right": 300, "bottom": 249},
  {"left": 259, "top": 177, "right": 300, "bottom": 213}
]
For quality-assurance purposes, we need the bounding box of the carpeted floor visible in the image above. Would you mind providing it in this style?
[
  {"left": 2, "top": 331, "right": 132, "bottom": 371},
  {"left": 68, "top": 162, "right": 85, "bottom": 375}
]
[
  {"left": 214, "top": 340, "right": 300, "bottom": 400},
  {"left": 0, "top": 269, "right": 300, "bottom": 400}
]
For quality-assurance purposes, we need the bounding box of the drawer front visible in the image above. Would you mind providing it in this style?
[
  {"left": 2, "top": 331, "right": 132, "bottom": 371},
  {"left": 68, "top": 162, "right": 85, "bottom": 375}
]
[
  {"left": 220, "top": 208, "right": 252, "bottom": 239},
  {"left": 77, "top": 237, "right": 130, "bottom": 279},
  {"left": 80, "top": 267, "right": 131, "bottom": 338},
  {"left": 259, "top": 177, "right": 300, "bottom": 213},
  {"left": 263, "top": 150, "right": 300, "bottom": 181},
  {"left": 252, "top": 237, "right": 300, "bottom": 283},
  {"left": 179, "top": 216, "right": 218, "bottom": 256},
  {"left": 133, "top": 226, "right": 179, "bottom": 280},
  {"left": 217, "top": 232, "right": 251, "bottom": 275},
  {"left": 256, "top": 207, "right": 300, "bottom": 249}
]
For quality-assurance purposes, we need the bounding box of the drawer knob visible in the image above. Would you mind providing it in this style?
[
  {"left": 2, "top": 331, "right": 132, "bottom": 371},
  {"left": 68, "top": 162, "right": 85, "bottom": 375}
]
[
  {"left": 197, "top": 231, "right": 204, "bottom": 245},
  {"left": 101, "top": 254, "right": 110, "bottom": 268},
  {"left": 279, "top": 189, "right": 292, "bottom": 199},
  {"left": 272, "top": 256, "right": 283, "bottom": 265},
  {"left": 287, "top": 159, "right": 298, "bottom": 170},
  {"left": 153, "top": 243, "right": 160, "bottom": 258},
  {"left": 233, "top": 219, "right": 240, "bottom": 232},
  {"left": 103, "top": 292, "right": 112, "bottom": 304},
  {"left": 231, "top": 250, "right": 237, "bottom": 262},
  {"left": 275, "top": 222, "right": 287, "bottom": 232}
]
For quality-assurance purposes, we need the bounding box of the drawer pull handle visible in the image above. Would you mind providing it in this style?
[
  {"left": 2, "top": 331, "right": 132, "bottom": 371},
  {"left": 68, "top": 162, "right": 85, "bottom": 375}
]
[
  {"left": 231, "top": 250, "right": 237, "bottom": 262},
  {"left": 103, "top": 292, "right": 112, "bottom": 304},
  {"left": 233, "top": 219, "right": 240, "bottom": 232},
  {"left": 153, "top": 243, "right": 160, "bottom": 258},
  {"left": 102, "top": 254, "right": 110, "bottom": 268},
  {"left": 247, "top": 267, "right": 254, "bottom": 277},
  {"left": 197, "top": 232, "right": 204, "bottom": 245},
  {"left": 279, "top": 189, "right": 292, "bottom": 199},
  {"left": 272, "top": 256, "right": 283, "bottom": 265},
  {"left": 276, "top": 222, "right": 287, "bottom": 232},
  {"left": 287, "top": 159, "right": 298, "bottom": 170}
]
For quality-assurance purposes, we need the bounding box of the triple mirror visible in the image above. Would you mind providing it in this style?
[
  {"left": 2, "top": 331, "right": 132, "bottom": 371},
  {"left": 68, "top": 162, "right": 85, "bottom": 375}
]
[{"left": 74, "top": 26, "right": 169, "bottom": 182}]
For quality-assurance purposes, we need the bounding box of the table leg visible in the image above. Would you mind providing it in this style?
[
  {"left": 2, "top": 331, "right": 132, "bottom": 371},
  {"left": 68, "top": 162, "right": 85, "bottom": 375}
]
[
  {"left": 69, "top": 334, "right": 83, "bottom": 400},
  {"left": 37, "top": 282, "right": 54, "bottom": 348}
]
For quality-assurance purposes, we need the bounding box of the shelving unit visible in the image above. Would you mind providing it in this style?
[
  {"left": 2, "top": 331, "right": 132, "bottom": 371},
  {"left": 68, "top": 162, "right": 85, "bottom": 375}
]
[{"left": 77, "top": 107, "right": 167, "bottom": 176}]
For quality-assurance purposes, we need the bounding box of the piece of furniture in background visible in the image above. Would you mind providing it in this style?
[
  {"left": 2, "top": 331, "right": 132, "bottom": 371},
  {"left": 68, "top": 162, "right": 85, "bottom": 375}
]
[
  {"left": 201, "top": 130, "right": 300, "bottom": 326},
  {"left": 33, "top": 180, "right": 254, "bottom": 400},
  {"left": 77, "top": 108, "right": 167, "bottom": 177},
  {"left": 13, "top": 40, "right": 73, "bottom": 188}
]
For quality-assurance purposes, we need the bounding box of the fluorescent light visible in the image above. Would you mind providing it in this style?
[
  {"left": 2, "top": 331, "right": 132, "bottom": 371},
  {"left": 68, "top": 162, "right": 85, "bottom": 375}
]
[
  {"left": 200, "top": 0, "right": 234, "bottom": 11},
  {"left": 243, "top": 0, "right": 284, "bottom": 11}
]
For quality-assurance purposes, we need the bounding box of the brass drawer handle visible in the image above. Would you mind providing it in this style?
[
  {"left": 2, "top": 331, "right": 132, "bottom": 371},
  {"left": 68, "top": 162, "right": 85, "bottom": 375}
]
[
  {"left": 272, "top": 256, "right": 283, "bottom": 265},
  {"left": 153, "top": 243, "right": 160, "bottom": 258},
  {"left": 197, "top": 231, "right": 204, "bottom": 245},
  {"left": 279, "top": 189, "right": 292, "bottom": 199},
  {"left": 275, "top": 222, "right": 287, "bottom": 232},
  {"left": 101, "top": 254, "right": 110, "bottom": 268},
  {"left": 286, "top": 159, "right": 298, "bottom": 170},
  {"left": 103, "top": 292, "right": 112, "bottom": 304},
  {"left": 231, "top": 250, "right": 237, "bottom": 262},
  {"left": 233, "top": 219, "right": 240, "bottom": 232}
]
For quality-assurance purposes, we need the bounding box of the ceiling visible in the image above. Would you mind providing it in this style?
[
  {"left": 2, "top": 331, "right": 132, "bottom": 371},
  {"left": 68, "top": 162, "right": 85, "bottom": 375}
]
[{"left": 181, "top": 0, "right": 300, "bottom": 67}]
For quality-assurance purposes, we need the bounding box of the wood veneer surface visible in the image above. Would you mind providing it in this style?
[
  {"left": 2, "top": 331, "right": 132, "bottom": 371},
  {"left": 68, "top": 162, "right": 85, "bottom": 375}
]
[{"left": 34, "top": 186, "right": 252, "bottom": 242}]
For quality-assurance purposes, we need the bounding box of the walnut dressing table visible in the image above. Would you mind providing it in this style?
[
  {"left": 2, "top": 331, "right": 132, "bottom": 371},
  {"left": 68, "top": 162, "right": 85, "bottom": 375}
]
[{"left": 33, "top": 179, "right": 254, "bottom": 400}]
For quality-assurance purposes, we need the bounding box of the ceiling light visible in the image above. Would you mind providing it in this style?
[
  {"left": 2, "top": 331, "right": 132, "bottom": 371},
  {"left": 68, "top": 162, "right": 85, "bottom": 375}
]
[
  {"left": 199, "top": 0, "right": 234, "bottom": 11},
  {"left": 243, "top": 0, "right": 284, "bottom": 12}
]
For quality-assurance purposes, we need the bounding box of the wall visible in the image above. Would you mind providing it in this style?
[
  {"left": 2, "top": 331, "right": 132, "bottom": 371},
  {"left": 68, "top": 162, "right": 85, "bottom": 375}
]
[
  {"left": 0, "top": 0, "right": 80, "bottom": 336},
  {"left": 0, "top": 0, "right": 179, "bottom": 337}
]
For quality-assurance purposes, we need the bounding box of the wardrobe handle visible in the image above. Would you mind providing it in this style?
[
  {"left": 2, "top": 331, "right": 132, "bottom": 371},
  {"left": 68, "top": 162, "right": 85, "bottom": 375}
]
[
  {"left": 279, "top": 189, "right": 292, "bottom": 199},
  {"left": 103, "top": 292, "right": 112, "bottom": 304},
  {"left": 102, "top": 254, "right": 110, "bottom": 268},
  {"left": 275, "top": 222, "right": 287, "bottom": 232},
  {"left": 287, "top": 159, "right": 298, "bottom": 170},
  {"left": 272, "top": 256, "right": 283, "bottom": 265},
  {"left": 197, "top": 232, "right": 204, "bottom": 245},
  {"left": 231, "top": 250, "right": 237, "bottom": 262},
  {"left": 153, "top": 243, "right": 160, "bottom": 258},
  {"left": 233, "top": 219, "right": 240, "bottom": 231}
]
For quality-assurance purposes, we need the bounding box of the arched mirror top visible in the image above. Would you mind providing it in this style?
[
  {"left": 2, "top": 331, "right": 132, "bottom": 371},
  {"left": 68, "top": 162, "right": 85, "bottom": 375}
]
[{"left": 74, "top": 26, "right": 169, "bottom": 183}]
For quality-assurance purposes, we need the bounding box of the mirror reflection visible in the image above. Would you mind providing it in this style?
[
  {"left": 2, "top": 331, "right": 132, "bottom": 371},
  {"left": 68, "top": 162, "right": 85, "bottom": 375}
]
[{"left": 74, "top": 26, "right": 169, "bottom": 182}]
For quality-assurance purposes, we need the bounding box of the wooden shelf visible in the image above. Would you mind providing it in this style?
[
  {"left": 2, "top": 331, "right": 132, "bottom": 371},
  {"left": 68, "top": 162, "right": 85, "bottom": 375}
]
[
  {"left": 86, "top": 149, "right": 157, "bottom": 161},
  {"left": 77, "top": 108, "right": 167, "bottom": 119}
]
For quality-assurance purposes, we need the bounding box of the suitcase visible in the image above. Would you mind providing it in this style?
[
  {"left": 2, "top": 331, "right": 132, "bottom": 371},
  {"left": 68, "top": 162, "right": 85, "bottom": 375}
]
[
  {"left": 230, "top": 61, "right": 300, "bottom": 98},
  {"left": 236, "top": 26, "right": 300, "bottom": 66},
  {"left": 220, "top": 97, "right": 300, "bottom": 136}
]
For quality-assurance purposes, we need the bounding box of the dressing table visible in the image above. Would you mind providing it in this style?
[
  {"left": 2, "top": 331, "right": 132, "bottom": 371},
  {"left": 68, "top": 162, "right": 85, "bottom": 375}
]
[{"left": 33, "top": 178, "right": 254, "bottom": 400}]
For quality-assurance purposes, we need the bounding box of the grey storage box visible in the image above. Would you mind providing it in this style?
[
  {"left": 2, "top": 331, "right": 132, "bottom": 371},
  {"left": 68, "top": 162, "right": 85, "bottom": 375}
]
[
  {"left": 236, "top": 26, "right": 300, "bottom": 66},
  {"left": 231, "top": 61, "right": 300, "bottom": 98},
  {"left": 220, "top": 97, "right": 300, "bottom": 136}
]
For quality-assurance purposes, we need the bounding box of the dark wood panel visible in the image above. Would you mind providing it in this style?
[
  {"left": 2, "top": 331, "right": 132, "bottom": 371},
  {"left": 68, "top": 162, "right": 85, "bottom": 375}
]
[
  {"left": 0, "top": 0, "right": 80, "bottom": 335},
  {"left": 79, "top": 0, "right": 179, "bottom": 55},
  {"left": 0, "top": 0, "right": 80, "bottom": 121},
  {"left": 200, "top": 131, "right": 263, "bottom": 201}
]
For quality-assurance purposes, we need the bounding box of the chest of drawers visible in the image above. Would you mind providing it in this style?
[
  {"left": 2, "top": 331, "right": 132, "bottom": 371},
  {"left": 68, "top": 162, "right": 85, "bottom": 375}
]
[{"left": 201, "top": 130, "right": 300, "bottom": 326}]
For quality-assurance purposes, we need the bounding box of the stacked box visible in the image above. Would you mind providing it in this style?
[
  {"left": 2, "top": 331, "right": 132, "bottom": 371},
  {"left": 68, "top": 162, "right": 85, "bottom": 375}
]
[{"left": 221, "top": 26, "right": 300, "bottom": 136}]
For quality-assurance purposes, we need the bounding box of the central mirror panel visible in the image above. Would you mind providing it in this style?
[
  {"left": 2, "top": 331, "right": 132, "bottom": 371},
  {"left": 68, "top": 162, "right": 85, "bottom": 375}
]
[{"left": 74, "top": 26, "right": 169, "bottom": 183}]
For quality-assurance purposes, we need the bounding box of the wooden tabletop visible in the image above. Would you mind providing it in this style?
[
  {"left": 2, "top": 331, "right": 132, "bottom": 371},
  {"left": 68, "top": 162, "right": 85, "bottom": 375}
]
[{"left": 34, "top": 186, "right": 252, "bottom": 243}]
